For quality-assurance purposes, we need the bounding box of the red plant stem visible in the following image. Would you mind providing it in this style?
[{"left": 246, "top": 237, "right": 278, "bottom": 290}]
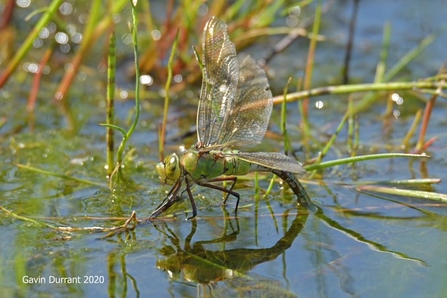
[
  {"left": 416, "top": 94, "right": 437, "bottom": 152},
  {"left": 27, "top": 42, "right": 55, "bottom": 111}
]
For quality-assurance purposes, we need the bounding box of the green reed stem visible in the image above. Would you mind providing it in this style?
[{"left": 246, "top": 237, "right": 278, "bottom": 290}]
[
  {"left": 342, "top": 178, "right": 440, "bottom": 187},
  {"left": 402, "top": 109, "right": 422, "bottom": 149},
  {"left": 106, "top": 32, "right": 116, "bottom": 177},
  {"left": 385, "top": 34, "right": 436, "bottom": 82},
  {"left": 104, "top": 0, "right": 140, "bottom": 184},
  {"left": 317, "top": 112, "right": 349, "bottom": 164},
  {"left": 254, "top": 171, "right": 259, "bottom": 199},
  {"left": 272, "top": 79, "right": 446, "bottom": 105},
  {"left": 272, "top": 32, "right": 439, "bottom": 110},
  {"left": 305, "top": 153, "right": 429, "bottom": 171},
  {"left": 347, "top": 96, "right": 354, "bottom": 153},
  {"left": 374, "top": 22, "right": 391, "bottom": 83},
  {"left": 265, "top": 175, "right": 276, "bottom": 198},
  {"left": 354, "top": 33, "right": 436, "bottom": 113},
  {"left": 300, "top": 0, "right": 322, "bottom": 135},
  {"left": 159, "top": 29, "right": 179, "bottom": 161},
  {"left": 120, "top": 0, "right": 141, "bottom": 158},
  {"left": 281, "top": 77, "right": 292, "bottom": 154}
]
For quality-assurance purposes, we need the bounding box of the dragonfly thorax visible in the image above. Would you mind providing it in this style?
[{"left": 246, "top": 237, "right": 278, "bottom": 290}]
[{"left": 156, "top": 153, "right": 182, "bottom": 185}]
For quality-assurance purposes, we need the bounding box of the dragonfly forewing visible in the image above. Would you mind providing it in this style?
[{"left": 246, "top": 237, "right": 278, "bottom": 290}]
[
  {"left": 197, "top": 16, "right": 239, "bottom": 147},
  {"left": 216, "top": 56, "right": 273, "bottom": 148},
  {"left": 196, "top": 17, "right": 273, "bottom": 150}
]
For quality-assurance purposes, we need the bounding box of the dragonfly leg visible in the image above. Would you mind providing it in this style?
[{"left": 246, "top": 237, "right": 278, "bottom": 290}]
[
  {"left": 184, "top": 175, "right": 198, "bottom": 219},
  {"left": 206, "top": 177, "right": 238, "bottom": 204},
  {"left": 149, "top": 177, "right": 183, "bottom": 219},
  {"left": 197, "top": 176, "right": 240, "bottom": 213}
]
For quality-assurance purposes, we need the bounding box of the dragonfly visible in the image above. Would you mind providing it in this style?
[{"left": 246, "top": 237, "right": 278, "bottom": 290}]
[{"left": 150, "top": 16, "right": 316, "bottom": 219}]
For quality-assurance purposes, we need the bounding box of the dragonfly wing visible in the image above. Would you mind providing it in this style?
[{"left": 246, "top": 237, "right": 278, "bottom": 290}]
[
  {"left": 217, "top": 56, "right": 273, "bottom": 148},
  {"left": 234, "top": 152, "right": 306, "bottom": 174},
  {"left": 197, "top": 17, "right": 239, "bottom": 147}
]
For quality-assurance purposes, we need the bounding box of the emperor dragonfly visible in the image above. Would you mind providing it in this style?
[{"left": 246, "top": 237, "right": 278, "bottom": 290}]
[{"left": 150, "top": 17, "right": 316, "bottom": 219}]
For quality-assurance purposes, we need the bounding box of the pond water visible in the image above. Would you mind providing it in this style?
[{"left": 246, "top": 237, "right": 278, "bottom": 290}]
[{"left": 1, "top": 1, "right": 447, "bottom": 297}]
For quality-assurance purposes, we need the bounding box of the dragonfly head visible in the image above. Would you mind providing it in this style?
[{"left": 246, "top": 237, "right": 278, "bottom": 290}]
[{"left": 156, "top": 153, "right": 181, "bottom": 185}]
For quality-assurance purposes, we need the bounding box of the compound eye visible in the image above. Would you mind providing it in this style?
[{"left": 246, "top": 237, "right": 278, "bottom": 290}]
[
  {"left": 166, "top": 155, "right": 177, "bottom": 173},
  {"left": 156, "top": 161, "right": 168, "bottom": 183},
  {"left": 162, "top": 154, "right": 181, "bottom": 184}
]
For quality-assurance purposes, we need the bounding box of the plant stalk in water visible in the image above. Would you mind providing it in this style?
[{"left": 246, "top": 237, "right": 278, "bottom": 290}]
[
  {"left": 101, "top": 0, "right": 140, "bottom": 185},
  {"left": 106, "top": 32, "right": 116, "bottom": 177},
  {"left": 159, "top": 30, "right": 180, "bottom": 161}
]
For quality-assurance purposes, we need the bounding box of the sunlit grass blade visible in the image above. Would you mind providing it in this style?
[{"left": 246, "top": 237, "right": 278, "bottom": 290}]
[
  {"left": 14, "top": 163, "right": 107, "bottom": 188},
  {"left": 159, "top": 29, "right": 180, "bottom": 161},
  {"left": 0, "top": 206, "right": 143, "bottom": 236},
  {"left": 357, "top": 185, "right": 447, "bottom": 203},
  {"left": 385, "top": 34, "right": 436, "bottom": 82},
  {"left": 306, "top": 153, "right": 429, "bottom": 171},
  {"left": 347, "top": 96, "right": 360, "bottom": 155},
  {"left": 271, "top": 31, "right": 440, "bottom": 109},
  {"left": 374, "top": 22, "right": 391, "bottom": 83},
  {"left": 264, "top": 175, "right": 276, "bottom": 198},
  {"left": 272, "top": 80, "right": 447, "bottom": 105},
  {"left": 193, "top": 45, "right": 203, "bottom": 71},
  {"left": 311, "top": 112, "right": 348, "bottom": 168},
  {"left": 341, "top": 178, "right": 441, "bottom": 187},
  {"left": 0, "top": 206, "right": 58, "bottom": 229},
  {"left": 100, "top": 124, "right": 127, "bottom": 137},
  {"left": 402, "top": 109, "right": 422, "bottom": 149},
  {"left": 281, "top": 77, "right": 292, "bottom": 154},
  {"left": 300, "top": 0, "right": 322, "bottom": 143},
  {"left": 353, "top": 33, "right": 437, "bottom": 113}
]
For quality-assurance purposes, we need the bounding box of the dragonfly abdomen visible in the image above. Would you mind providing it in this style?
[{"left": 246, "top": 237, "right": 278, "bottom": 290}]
[
  {"left": 182, "top": 149, "right": 253, "bottom": 181},
  {"left": 221, "top": 152, "right": 252, "bottom": 176},
  {"left": 270, "top": 169, "right": 317, "bottom": 212}
]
